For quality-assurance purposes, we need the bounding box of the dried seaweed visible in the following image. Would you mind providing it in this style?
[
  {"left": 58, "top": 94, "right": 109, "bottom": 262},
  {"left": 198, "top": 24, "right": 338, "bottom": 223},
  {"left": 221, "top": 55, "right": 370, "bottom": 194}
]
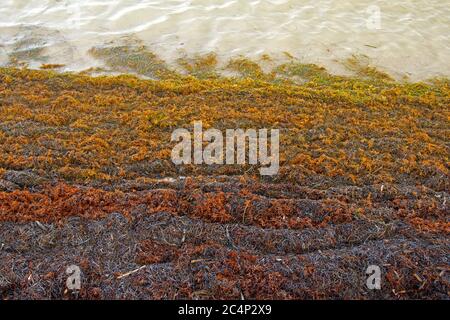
[{"left": 0, "top": 65, "right": 448, "bottom": 299}]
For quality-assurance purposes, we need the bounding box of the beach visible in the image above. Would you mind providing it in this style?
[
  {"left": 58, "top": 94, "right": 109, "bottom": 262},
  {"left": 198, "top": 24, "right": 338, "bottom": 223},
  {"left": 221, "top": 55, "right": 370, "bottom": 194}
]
[
  {"left": 0, "top": 1, "right": 449, "bottom": 300},
  {"left": 0, "top": 67, "right": 448, "bottom": 299}
]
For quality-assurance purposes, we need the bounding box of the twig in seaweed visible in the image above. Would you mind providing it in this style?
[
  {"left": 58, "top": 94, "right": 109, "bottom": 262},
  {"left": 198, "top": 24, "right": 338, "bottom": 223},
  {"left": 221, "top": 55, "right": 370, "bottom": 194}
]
[
  {"left": 116, "top": 265, "right": 146, "bottom": 279},
  {"left": 181, "top": 228, "right": 186, "bottom": 244},
  {"left": 35, "top": 221, "right": 47, "bottom": 231},
  {"left": 242, "top": 201, "right": 250, "bottom": 223}
]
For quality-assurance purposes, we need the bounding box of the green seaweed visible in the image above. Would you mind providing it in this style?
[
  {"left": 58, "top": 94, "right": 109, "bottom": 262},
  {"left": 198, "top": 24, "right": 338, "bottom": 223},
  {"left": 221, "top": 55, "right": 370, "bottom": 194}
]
[
  {"left": 177, "top": 52, "right": 219, "bottom": 79},
  {"left": 342, "top": 54, "right": 393, "bottom": 82},
  {"left": 89, "top": 45, "right": 176, "bottom": 79}
]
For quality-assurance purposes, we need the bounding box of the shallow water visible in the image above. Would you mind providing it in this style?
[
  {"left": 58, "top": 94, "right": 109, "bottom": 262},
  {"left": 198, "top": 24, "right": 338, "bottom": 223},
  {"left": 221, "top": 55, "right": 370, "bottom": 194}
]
[{"left": 0, "top": 0, "right": 449, "bottom": 80}]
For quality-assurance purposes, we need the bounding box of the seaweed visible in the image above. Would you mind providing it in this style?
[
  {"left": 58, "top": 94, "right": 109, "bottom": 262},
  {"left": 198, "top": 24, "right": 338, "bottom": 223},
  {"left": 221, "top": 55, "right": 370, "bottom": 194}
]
[
  {"left": 89, "top": 45, "right": 176, "bottom": 79},
  {"left": 0, "top": 64, "right": 448, "bottom": 300}
]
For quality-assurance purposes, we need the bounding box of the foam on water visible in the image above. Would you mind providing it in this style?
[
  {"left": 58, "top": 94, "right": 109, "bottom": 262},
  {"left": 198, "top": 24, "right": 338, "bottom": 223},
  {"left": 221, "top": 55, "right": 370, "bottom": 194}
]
[{"left": 1, "top": 0, "right": 449, "bottom": 80}]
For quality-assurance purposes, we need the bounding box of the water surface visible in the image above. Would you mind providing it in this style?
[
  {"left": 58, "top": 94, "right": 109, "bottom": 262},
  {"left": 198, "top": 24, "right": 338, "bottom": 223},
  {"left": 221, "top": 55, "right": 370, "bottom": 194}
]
[{"left": 1, "top": 0, "right": 449, "bottom": 80}]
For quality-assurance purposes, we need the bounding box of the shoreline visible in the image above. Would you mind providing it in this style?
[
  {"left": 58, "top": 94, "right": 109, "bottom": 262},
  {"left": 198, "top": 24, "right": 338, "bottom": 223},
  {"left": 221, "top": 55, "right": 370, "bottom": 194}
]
[{"left": 6, "top": 46, "right": 450, "bottom": 83}]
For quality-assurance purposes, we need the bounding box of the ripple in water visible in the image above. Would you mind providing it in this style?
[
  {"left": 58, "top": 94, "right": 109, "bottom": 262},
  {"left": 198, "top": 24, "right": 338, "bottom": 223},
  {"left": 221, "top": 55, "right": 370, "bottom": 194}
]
[{"left": 0, "top": 0, "right": 449, "bottom": 80}]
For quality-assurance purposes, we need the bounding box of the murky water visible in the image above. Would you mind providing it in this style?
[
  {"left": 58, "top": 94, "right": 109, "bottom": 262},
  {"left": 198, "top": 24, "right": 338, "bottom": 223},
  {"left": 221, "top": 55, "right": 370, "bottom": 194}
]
[{"left": 0, "top": 0, "right": 449, "bottom": 80}]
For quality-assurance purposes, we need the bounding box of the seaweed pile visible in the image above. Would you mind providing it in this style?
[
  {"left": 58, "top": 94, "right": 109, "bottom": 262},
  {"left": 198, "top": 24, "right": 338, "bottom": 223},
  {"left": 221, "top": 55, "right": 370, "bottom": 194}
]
[{"left": 0, "top": 62, "right": 448, "bottom": 299}]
